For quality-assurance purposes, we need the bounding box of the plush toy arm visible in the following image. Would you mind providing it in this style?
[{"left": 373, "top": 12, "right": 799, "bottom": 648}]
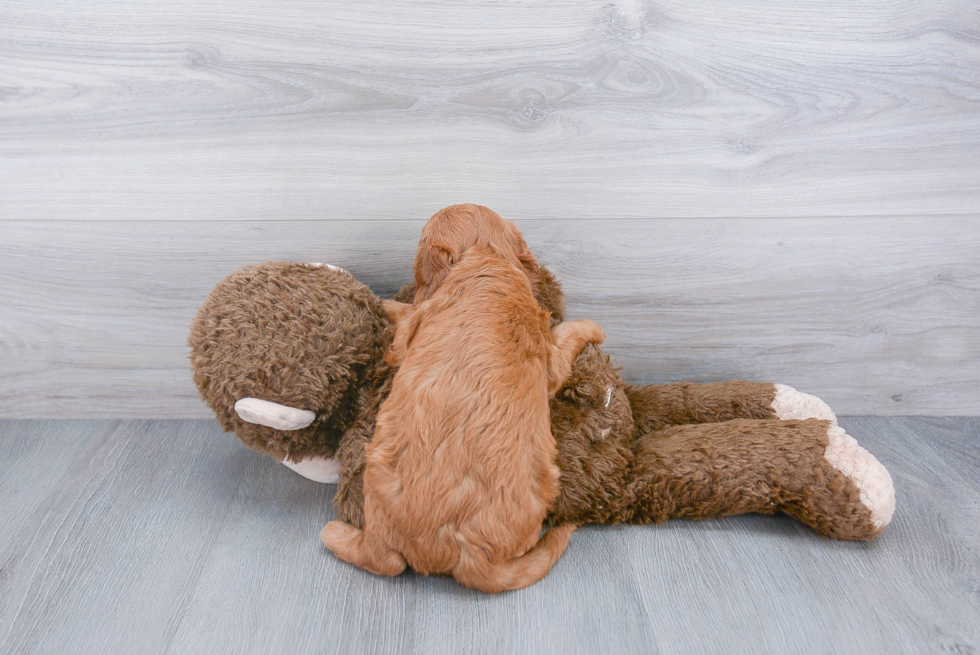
[
  {"left": 331, "top": 407, "right": 376, "bottom": 529},
  {"left": 625, "top": 381, "right": 835, "bottom": 434},
  {"left": 626, "top": 418, "right": 895, "bottom": 540}
]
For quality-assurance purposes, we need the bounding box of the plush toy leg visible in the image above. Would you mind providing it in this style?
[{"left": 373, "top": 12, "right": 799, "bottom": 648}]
[
  {"left": 625, "top": 381, "right": 835, "bottom": 433},
  {"left": 322, "top": 521, "right": 407, "bottom": 577},
  {"left": 627, "top": 418, "right": 895, "bottom": 540}
]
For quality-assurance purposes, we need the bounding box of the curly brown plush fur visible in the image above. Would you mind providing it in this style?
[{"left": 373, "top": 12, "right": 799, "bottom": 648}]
[{"left": 188, "top": 263, "right": 394, "bottom": 463}]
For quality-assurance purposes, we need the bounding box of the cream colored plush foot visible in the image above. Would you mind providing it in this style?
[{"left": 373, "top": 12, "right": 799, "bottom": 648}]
[
  {"left": 281, "top": 457, "right": 341, "bottom": 484},
  {"left": 771, "top": 384, "right": 837, "bottom": 423},
  {"left": 824, "top": 425, "right": 896, "bottom": 529}
]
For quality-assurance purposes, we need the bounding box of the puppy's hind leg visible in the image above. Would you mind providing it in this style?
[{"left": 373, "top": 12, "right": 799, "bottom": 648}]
[
  {"left": 322, "top": 521, "right": 407, "bottom": 577},
  {"left": 548, "top": 320, "right": 606, "bottom": 395},
  {"left": 452, "top": 524, "right": 576, "bottom": 593}
]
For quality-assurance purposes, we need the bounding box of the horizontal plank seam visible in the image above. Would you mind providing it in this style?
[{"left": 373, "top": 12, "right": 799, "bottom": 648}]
[{"left": 3, "top": 214, "right": 979, "bottom": 223}]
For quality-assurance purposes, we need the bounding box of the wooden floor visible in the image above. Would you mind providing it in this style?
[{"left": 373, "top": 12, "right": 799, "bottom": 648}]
[{"left": 1, "top": 417, "right": 977, "bottom": 654}]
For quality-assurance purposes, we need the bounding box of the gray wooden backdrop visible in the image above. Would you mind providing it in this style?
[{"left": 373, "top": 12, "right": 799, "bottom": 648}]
[{"left": 1, "top": 0, "right": 979, "bottom": 417}]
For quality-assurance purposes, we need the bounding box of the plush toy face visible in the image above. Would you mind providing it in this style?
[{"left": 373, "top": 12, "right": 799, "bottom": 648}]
[
  {"left": 189, "top": 259, "right": 568, "bottom": 466},
  {"left": 188, "top": 262, "right": 392, "bottom": 462}
]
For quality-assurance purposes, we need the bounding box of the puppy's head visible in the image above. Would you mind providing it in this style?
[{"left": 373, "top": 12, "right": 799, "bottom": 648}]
[{"left": 413, "top": 204, "right": 541, "bottom": 303}]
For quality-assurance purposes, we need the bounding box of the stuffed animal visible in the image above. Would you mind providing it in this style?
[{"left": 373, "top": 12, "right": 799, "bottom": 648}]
[
  {"left": 189, "top": 262, "right": 895, "bottom": 541},
  {"left": 189, "top": 257, "right": 896, "bottom": 542}
]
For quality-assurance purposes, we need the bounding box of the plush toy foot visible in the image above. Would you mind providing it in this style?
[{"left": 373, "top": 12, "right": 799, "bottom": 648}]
[
  {"left": 778, "top": 419, "right": 895, "bottom": 539},
  {"left": 769, "top": 388, "right": 894, "bottom": 532},
  {"left": 823, "top": 424, "right": 895, "bottom": 531},
  {"left": 281, "top": 457, "right": 341, "bottom": 484},
  {"left": 771, "top": 384, "right": 836, "bottom": 423}
]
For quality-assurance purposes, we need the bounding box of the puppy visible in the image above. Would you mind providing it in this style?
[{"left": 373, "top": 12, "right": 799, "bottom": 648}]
[{"left": 322, "top": 206, "right": 604, "bottom": 593}]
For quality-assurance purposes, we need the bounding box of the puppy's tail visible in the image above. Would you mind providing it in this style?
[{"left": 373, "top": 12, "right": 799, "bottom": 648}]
[{"left": 452, "top": 524, "right": 576, "bottom": 594}]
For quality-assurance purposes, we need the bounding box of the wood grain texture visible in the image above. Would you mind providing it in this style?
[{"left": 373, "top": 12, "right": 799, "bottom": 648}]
[
  {"left": 0, "top": 420, "right": 109, "bottom": 644},
  {"left": 1, "top": 217, "right": 977, "bottom": 417},
  {"left": 1, "top": 0, "right": 979, "bottom": 222},
  {"left": 0, "top": 421, "right": 249, "bottom": 654},
  {"left": 0, "top": 417, "right": 977, "bottom": 654}
]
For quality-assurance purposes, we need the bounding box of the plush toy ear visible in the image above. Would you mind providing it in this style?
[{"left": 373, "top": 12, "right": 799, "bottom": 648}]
[
  {"left": 234, "top": 398, "right": 316, "bottom": 431},
  {"left": 233, "top": 398, "right": 340, "bottom": 484}
]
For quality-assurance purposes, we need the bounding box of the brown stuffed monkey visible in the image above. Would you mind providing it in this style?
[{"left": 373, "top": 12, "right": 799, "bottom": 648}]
[{"left": 189, "top": 249, "right": 895, "bottom": 542}]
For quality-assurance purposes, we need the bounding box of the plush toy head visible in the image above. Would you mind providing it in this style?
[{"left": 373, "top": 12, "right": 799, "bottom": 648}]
[
  {"left": 189, "top": 259, "right": 568, "bottom": 465},
  {"left": 188, "top": 262, "right": 393, "bottom": 463}
]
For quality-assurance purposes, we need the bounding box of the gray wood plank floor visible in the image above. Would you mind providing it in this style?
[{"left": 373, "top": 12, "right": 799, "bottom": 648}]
[{"left": 1, "top": 417, "right": 977, "bottom": 655}]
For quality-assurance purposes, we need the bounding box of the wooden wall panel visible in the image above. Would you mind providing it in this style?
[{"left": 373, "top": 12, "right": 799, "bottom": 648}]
[
  {"left": 1, "top": 0, "right": 979, "bottom": 222},
  {"left": 1, "top": 0, "right": 978, "bottom": 416},
  {"left": 1, "top": 217, "right": 976, "bottom": 417}
]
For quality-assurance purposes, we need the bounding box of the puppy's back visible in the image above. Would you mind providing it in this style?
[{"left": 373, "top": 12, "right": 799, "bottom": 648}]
[{"left": 367, "top": 246, "right": 559, "bottom": 576}]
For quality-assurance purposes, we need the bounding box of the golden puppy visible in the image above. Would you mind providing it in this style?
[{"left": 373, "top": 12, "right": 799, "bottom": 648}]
[{"left": 322, "top": 207, "right": 604, "bottom": 593}]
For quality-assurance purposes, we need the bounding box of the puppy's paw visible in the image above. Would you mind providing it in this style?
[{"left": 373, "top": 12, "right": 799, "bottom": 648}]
[
  {"left": 575, "top": 320, "right": 606, "bottom": 346},
  {"left": 321, "top": 520, "right": 357, "bottom": 551},
  {"left": 554, "top": 319, "right": 605, "bottom": 346}
]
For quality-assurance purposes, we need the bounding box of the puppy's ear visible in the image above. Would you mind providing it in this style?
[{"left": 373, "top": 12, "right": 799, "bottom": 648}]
[
  {"left": 383, "top": 300, "right": 420, "bottom": 368},
  {"left": 414, "top": 243, "right": 456, "bottom": 304},
  {"left": 515, "top": 242, "right": 542, "bottom": 291},
  {"left": 503, "top": 220, "right": 541, "bottom": 286},
  {"left": 381, "top": 299, "right": 414, "bottom": 327}
]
